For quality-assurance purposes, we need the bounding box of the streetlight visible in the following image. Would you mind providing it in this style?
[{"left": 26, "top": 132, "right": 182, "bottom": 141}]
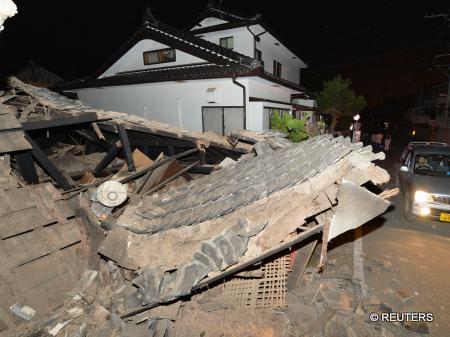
[{"left": 352, "top": 114, "right": 361, "bottom": 143}]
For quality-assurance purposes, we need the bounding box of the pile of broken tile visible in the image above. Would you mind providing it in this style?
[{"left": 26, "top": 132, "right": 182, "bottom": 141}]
[{"left": 24, "top": 135, "right": 399, "bottom": 337}]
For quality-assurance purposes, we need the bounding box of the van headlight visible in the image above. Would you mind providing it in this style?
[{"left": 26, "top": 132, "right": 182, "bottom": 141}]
[{"left": 414, "top": 191, "right": 432, "bottom": 203}]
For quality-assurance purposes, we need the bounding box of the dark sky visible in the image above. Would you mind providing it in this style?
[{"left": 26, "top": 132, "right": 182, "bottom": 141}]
[{"left": 0, "top": 0, "right": 449, "bottom": 108}]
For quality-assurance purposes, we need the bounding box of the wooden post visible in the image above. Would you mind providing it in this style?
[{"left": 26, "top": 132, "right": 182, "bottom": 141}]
[{"left": 116, "top": 123, "right": 136, "bottom": 172}]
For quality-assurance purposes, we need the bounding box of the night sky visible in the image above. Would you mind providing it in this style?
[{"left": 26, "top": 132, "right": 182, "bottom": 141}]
[{"left": 0, "top": 0, "right": 449, "bottom": 109}]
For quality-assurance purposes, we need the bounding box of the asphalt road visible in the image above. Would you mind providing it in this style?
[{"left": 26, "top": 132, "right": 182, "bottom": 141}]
[{"left": 359, "top": 144, "right": 450, "bottom": 336}]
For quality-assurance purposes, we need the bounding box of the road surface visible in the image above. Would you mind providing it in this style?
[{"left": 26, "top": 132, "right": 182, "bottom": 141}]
[{"left": 359, "top": 145, "right": 450, "bottom": 336}]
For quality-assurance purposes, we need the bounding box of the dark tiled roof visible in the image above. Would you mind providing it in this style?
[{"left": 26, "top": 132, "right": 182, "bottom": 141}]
[
  {"left": 58, "top": 10, "right": 263, "bottom": 91},
  {"left": 58, "top": 64, "right": 258, "bottom": 90},
  {"left": 57, "top": 7, "right": 304, "bottom": 93},
  {"left": 185, "top": 1, "right": 262, "bottom": 31}
]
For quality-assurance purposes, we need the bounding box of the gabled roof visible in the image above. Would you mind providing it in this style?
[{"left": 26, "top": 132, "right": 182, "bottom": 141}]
[
  {"left": 93, "top": 7, "right": 260, "bottom": 79},
  {"left": 57, "top": 6, "right": 304, "bottom": 92},
  {"left": 185, "top": 2, "right": 308, "bottom": 66}
]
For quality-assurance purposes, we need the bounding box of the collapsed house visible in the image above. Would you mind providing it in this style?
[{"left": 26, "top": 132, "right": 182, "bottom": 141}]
[{"left": 0, "top": 78, "right": 396, "bottom": 337}]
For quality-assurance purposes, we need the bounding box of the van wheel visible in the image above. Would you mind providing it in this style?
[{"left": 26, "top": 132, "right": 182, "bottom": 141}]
[{"left": 404, "top": 191, "right": 416, "bottom": 221}]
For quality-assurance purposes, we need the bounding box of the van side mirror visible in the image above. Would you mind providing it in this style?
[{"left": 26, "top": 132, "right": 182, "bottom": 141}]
[{"left": 400, "top": 165, "right": 409, "bottom": 172}]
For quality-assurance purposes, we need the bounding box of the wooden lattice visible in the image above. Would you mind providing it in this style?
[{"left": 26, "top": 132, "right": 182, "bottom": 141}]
[{"left": 214, "top": 253, "right": 291, "bottom": 308}]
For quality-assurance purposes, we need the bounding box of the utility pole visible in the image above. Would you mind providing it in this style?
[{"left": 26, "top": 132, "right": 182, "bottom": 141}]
[{"left": 426, "top": 10, "right": 450, "bottom": 126}]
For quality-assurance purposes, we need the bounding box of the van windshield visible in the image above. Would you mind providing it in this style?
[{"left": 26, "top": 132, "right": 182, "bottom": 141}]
[{"left": 414, "top": 154, "right": 450, "bottom": 177}]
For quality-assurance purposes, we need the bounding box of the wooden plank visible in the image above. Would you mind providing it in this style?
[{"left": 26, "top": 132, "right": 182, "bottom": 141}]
[
  {"left": 9, "top": 244, "right": 80, "bottom": 294},
  {"left": 286, "top": 240, "right": 317, "bottom": 291},
  {"left": 0, "top": 207, "right": 55, "bottom": 239},
  {"left": 33, "top": 183, "right": 76, "bottom": 219},
  {"left": 0, "top": 114, "right": 21, "bottom": 131},
  {"left": 2, "top": 188, "right": 35, "bottom": 214},
  {"left": 0, "top": 131, "right": 32, "bottom": 153},
  {"left": 22, "top": 271, "right": 77, "bottom": 314},
  {"left": 0, "top": 219, "right": 82, "bottom": 268}
]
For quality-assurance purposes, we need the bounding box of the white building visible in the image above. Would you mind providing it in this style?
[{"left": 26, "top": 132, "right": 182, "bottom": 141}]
[{"left": 59, "top": 2, "right": 309, "bottom": 135}]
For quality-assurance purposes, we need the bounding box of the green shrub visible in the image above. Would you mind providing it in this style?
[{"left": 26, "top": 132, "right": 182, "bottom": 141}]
[{"left": 271, "top": 113, "right": 308, "bottom": 143}]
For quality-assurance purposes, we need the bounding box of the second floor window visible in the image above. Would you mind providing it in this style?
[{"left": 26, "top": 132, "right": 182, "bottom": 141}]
[
  {"left": 143, "top": 48, "right": 176, "bottom": 65},
  {"left": 220, "top": 36, "right": 234, "bottom": 50},
  {"left": 273, "top": 60, "right": 282, "bottom": 78}
]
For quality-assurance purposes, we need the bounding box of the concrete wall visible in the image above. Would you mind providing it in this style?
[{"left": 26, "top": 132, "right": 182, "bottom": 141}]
[
  {"left": 75, "top": 78, "right": 248, "bottom": 132},
  {"left": 101, "top": 39, "right": 206, "bottom": 78}
]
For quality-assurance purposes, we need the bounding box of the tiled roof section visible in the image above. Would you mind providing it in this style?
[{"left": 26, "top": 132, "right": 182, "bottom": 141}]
[
  {"left": 139, "top": 20, "right": 260, "bottom": 70},
  {"left": 57, "top": 64, "right": 258, "bottom": 90},
  {"left": 186, "top": 1, "right": 261, "bottom": 31},
  {"left": 58, "top": 8, "right": 262, "bottom": 91}
]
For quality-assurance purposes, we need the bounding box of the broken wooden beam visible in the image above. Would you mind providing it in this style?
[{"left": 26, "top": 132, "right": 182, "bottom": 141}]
[
  {"left": 116, "top": 123, "right": 136, "bottom": 173},
  {"left": 61, "top": 147, "right": 200, "bottom": 197},
  {"left": 143, "top": 161, "right": 199, "bottom": 195},
  {"left": 92, "top": 142, "right": 121, "bottom": 177},
  {"left": 14, "top": 151, "right": 39, "bottom": 185},
  {"left": 24, "top": 133, "right": 73, "bottom": 191}
]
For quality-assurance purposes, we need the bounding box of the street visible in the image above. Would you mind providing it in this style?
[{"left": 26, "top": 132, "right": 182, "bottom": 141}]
[{"left": 359, "top": 144, "right": 450, "bottom": 336}]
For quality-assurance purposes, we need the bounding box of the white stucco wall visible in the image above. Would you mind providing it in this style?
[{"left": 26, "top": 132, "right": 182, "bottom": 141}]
[
  {"left": 193, "top": 23, "right": 307, "bottom": 85},
  {"left": 74, "top": 78, "right": 249, "bottom": 132},
  {"left": 245, "top": 77, "right": 298, "bottom": 103},
  {"left": 247, "top": 101, "right": 264, "bottom": 131},
  {"left": 249, "top": 25, "right": 307, "bottom": 84},
  {"left": 101, "top": 39, "right": 207, "bottom": 78},
  {"left": 196, "top": 27, "right": 254, "bottom": 58}
]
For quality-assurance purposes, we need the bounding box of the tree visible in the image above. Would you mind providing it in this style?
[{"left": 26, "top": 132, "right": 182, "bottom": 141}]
[
  {"left": 316, "top": 75, "right": 366, "bottom": 131},
  {"left": 271, "top": 112, "right": 308, "bottom": 142}
]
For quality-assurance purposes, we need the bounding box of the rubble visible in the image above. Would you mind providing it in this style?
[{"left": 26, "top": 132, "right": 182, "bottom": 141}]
[{"left": 0, "top": 79, "right": 408, "bottom": 337}]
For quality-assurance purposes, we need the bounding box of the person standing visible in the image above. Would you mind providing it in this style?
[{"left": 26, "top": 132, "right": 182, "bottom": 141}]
[{"left": 384, "top": 133, "right": 392, "bottom": 151}]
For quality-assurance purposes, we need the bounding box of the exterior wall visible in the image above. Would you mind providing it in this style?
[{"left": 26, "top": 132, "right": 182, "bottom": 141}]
[
  {"left": 74, "top": 78, "right": 248, "bottom": 132},
  {"left": 249, "top": 25, "right": 307, "bottom": 84},
  {"left": 101, "top": 39, "right": 206, "bottom": 78},
  {"left": 246, "top": 77, "right": 298, "bottom": 132},
  {"left": 247, "top": 102, "right": 264, "bottom": 131},
  {"left": 195, "top": 27, "right": 254, "bottom": 58},
  {"left": 193, "top": 22, "right": 307, "bottom": 85},
  {"left": 246, "top": 77, "right": 296, "bottom": 103}
]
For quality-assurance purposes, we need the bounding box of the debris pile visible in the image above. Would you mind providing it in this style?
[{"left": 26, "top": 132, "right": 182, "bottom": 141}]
[{"left": 0, "top": 79, "right": 401, "bottom": 336}]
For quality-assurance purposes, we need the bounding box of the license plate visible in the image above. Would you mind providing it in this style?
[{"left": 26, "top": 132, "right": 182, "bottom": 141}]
[{"left": 440, "top": 213, "right": 450, "bottom": 222}]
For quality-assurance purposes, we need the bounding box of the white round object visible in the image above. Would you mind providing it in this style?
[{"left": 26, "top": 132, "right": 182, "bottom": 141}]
[{"left": 96, "top": 181, "right": 128, "bottom": 207}]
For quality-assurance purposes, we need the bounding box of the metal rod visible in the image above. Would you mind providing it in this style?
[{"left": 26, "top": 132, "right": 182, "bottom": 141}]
[
  {"left": 120, "top": 224, "right": 323, "bottom": 319},
  {"left": 192, "top": 224, "right": 324, "bottom": 290}
]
